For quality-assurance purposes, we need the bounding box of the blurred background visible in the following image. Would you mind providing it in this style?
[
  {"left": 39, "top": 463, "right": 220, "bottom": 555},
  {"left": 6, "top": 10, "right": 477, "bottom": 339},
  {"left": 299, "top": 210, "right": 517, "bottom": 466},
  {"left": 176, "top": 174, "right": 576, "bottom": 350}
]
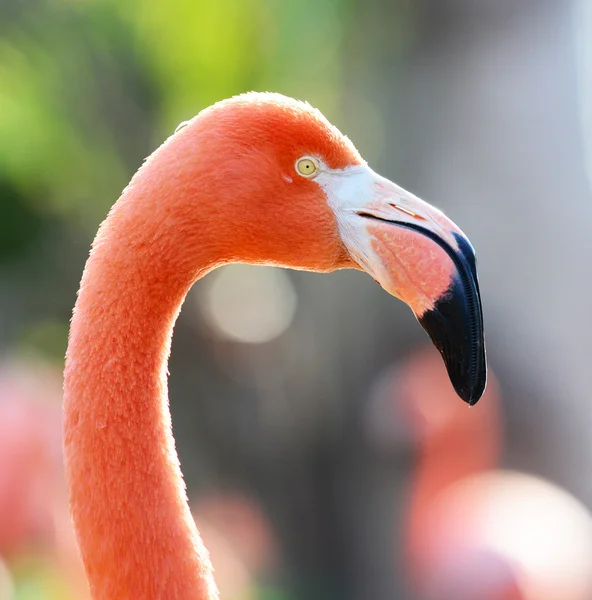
[{"left": 2, "top": 0, "right": 592, "bottom": 598}]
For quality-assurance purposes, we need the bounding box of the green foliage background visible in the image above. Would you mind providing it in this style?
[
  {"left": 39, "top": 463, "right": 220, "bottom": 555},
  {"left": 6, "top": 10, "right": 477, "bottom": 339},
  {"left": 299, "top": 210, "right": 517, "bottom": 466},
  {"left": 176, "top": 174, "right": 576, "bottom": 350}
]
[{"left": 0, "top": 0, "right": 380, "bottom": 362}]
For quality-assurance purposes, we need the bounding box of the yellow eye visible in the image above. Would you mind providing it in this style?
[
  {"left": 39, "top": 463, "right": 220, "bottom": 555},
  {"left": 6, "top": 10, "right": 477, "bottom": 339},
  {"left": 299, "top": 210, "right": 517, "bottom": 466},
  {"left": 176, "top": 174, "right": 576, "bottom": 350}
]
[{"left": 296, "top": 157, "right": 319, "bottom": 178}]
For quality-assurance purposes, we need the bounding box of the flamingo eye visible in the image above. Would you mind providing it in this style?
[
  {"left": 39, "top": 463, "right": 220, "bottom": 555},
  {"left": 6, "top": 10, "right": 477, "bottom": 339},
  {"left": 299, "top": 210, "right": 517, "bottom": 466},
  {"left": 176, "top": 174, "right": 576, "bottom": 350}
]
[{"left": 295, "top": 157, "right": 319, "bottom": 178}]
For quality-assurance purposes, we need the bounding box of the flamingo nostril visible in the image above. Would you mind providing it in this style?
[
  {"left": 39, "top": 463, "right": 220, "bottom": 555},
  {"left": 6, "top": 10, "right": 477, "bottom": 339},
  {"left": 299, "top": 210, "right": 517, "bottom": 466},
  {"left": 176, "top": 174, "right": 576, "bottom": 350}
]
[{"left": 388, "top": 202, "right": 427, "bottom": 220}]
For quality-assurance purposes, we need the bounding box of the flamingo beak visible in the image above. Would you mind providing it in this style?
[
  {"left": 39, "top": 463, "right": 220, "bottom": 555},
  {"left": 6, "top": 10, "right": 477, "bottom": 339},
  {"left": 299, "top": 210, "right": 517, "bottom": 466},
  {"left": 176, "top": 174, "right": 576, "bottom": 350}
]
[{"left": 323, "top": 165, "right": 487, "bottom": 405}]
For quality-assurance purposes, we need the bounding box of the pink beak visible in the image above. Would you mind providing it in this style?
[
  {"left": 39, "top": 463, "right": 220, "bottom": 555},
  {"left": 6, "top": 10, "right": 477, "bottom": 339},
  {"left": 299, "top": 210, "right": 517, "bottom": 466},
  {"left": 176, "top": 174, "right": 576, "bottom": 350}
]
[{"left": 330, "top": 167, "right": 487, "bottom": 405}]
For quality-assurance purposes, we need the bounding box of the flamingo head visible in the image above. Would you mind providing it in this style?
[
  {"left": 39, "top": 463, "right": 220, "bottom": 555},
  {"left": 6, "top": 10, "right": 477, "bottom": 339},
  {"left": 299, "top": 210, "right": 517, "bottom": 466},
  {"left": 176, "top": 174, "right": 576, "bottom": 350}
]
[{"left": 170, "top": 92, "right": 486, "bottom": 404}]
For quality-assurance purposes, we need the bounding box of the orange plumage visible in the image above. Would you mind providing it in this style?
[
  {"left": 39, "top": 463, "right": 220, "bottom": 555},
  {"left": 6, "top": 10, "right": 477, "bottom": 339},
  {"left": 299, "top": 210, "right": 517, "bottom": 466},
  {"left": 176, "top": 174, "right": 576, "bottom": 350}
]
[
  {"left": 64, "top": 92, "right": 487, "bottom": 599},
  {"left": 64, "top": 94, "right": 363, "bottom": 599}
]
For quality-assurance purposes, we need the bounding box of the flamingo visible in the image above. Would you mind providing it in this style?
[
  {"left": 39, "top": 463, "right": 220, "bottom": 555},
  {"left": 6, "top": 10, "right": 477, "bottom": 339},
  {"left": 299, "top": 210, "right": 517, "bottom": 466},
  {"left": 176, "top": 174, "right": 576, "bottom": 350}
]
[
  {"left": 369, "top": 347, "right": 592, "bottom": 600},
  {"left": 63, "top": 92, "right": 486, "bottom": 599}
]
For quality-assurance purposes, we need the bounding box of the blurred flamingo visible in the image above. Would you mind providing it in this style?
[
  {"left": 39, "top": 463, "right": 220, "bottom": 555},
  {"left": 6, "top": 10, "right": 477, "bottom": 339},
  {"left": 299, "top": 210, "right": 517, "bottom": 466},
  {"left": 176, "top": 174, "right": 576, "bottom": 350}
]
[
  {"left": 0, "top": 361, "right": 88, "bottom": 598},
  {"left": 367, "top": 347, "right": 592, "bottom": 600},
  {"left": 0, "top": 362, "right": 62, "bottom": 559},
  {"left": 63, "top": 92, "right": 486, "bottom": 598}
]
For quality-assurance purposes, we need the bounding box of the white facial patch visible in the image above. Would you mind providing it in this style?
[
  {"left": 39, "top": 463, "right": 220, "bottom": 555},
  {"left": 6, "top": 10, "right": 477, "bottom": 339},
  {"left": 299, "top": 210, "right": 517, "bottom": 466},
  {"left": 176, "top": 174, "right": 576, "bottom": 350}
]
[
  {"left": 314, "top": 163, "right": 383, "bottom": 276},
  {"left": 308, "top": 162, "right": 464, "bottom": 313},
  {"left": 313, "top": 162, "right": 459, "bottom": 263}
]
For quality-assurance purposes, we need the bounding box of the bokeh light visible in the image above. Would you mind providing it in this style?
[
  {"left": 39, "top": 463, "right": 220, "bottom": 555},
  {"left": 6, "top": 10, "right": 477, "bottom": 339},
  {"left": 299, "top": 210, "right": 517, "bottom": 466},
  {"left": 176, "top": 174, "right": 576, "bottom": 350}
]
[
  {"left": 436, "top": 472, "right": 592, "bottom": 600},
  {"left": 198, "top": 265, "right": 298, "bottom": 344}
]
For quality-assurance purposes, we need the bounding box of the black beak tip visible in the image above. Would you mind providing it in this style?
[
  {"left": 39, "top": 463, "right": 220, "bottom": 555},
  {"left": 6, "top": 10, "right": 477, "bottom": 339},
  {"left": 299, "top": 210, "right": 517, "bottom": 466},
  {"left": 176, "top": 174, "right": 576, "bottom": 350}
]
[
  {"left": 418, "top": 259, "right": 487, "bottom": 406},
  {"left": 419, "top": 301, "right": 487, "bottom": 406},
  {"left": 382, "top": 224, "right": 487, "bottom": 406},
  {"left": 456, "top": 364, "right": 487, "bottom": 406}
]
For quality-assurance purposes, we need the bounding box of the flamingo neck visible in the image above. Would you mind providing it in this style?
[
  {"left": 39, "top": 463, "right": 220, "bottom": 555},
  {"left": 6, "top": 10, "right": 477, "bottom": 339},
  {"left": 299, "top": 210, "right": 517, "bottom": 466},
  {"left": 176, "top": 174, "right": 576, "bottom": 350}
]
[
  {"left": 63, "top": 151, "right": 225, "bottom": 599},
  {"left": 62, "top": 97, "right": 352, "bottom": 598}
]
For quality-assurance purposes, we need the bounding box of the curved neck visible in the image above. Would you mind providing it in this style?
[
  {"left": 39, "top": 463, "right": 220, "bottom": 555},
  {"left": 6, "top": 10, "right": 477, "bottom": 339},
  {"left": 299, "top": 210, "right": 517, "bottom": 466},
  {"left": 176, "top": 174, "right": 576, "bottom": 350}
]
[
  {"left": 63, "top": 153, "right": 225, "bottom": 599},
  {"left": 63, "top": 102, "right": 349, "bottom": 598}
]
